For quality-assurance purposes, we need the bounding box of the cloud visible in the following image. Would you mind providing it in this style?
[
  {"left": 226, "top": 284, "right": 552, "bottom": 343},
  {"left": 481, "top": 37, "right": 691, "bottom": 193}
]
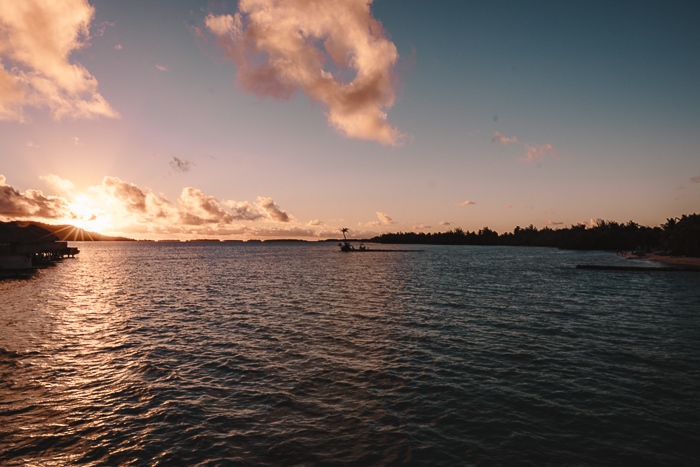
[
  {"left": 491, "top": 131, "right": 518, "bottom": 144},
  {"left": 204, "top": 0, "right": 403, "bottom": 146},
  {"left": 583, "top": 218, "right": 603, "bottom": 228},
  {"left": 39, "top": 174, "right": 75, "bottom": 193},
  {"left": 178, "top": 187, "right": 244, "bottom": 225},
  {"left": 256, "top": 196, "right": 290, "bottom": 222},
  {"left": 307, "top": 219, "right": 322, "bottom": 226},
  {"left": 102, "top": 177, "right": 153, "bottom": 215},
  {"left": 95, "top": 21, "right": 114, "bottom": 37},
  {"left": 114, "top": 44, "right": 123, "bottom": 51},
  {"left": 504, "top": 204, "right": 513, "bottom": 209},
  {"left": 521, "top": 143, "right": 557, "bottom": 163},
  {"left": 170, "top": 156, "right": 194, "bottom": 173},
  {"left": 413, "top": 224, "right": 430, "bottom": 230},
  {"left": 460, "top": 200, "right": 476, "bottom": 206},
  {"left": 376, "top": 211, "right": 394, "bottom": 225},
  {"left": 94, "top": 178, "right": 292, "bottom": 227},
  {"left": 546, "top": 219, "right": 564, "bottom": 226},
  {"left": 1, "top": 174, "right": 308, "bottom": 238},
  {"left": 155, "top": 65, "right": 169, "bottom": 72},
  {"left": 0, "top": 174, "right": 72, "bottom": 219},
  {"left": 439, "top": 221, "right": 451, "bottom": 226},
  {"left": 222, "top": 200, "right": 264, "bottom": 221},
  {"left": 491, "top": 131, "right": 559, "bottom": 164},
  {"left": 691, "top": 176, "right": 700, "bottom": 183},
  {"left": 0, "top": 0, "right": 119, "bottom": 121}
]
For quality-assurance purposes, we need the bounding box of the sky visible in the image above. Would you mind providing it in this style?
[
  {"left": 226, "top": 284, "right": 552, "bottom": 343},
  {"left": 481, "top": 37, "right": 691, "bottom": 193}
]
[{"left": 1, "top": 0, "right": 699, "bottom": 240}]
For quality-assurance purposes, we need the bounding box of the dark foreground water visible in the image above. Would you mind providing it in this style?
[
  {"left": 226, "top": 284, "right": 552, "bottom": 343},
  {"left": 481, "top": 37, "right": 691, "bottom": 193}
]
[{"left": 1, "top": 242, "right": 699, "bottom": 466}]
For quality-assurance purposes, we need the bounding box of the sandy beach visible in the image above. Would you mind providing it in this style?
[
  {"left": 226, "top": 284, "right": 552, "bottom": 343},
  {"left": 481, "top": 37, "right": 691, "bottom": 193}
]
[{"left": 624, "top": 252, "right": 700, "bottom": 268}]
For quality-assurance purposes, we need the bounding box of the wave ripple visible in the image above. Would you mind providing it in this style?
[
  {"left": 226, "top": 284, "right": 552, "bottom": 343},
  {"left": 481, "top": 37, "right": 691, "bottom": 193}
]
[{"left": 1, "top": 243, "right": 699, "bottom": 465}]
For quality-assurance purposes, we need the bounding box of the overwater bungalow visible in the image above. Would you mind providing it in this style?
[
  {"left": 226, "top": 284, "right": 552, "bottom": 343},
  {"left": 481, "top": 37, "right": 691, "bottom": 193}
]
[{"left": 0, "top": 221, "right": 79, "bottom": 277}]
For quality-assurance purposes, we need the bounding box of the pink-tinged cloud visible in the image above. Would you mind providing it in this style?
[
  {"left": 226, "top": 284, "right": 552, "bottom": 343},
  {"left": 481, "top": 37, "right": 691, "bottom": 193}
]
[
  {"left": 582, "top": 218, "right": 603, "bottom": 228},
  {"left": 0, "top": 174, "right": 72, "bottom": 219},
  {"left": 546, "top": 219, "right": 564, "bottom": 226},
  {"left": 491, "top": 131, "right": 518, "bottom": 144},
  {"left": 256, "top": 197, "right": 290, "bottom": 222},
  {"left": 521, "top": 143, "right": 557, "bottom": 163},
  {"left": 691, "top": 175, "right": 700, "bottom": 183},
  {"left": 178, "top": 187, "right": 236, "bottom": 225},
  {"left": 439, "top": 221, "right": 451, "bottom": 226},
  {"left": 504, "top": 204, "right": 513, "bottom": 209},
  {"left": 204, "top": 0, "right": 403, "bottom": 146},
  {"left": 0, "top": 0, "right": 119, "bottom": 121},
  {"left": 155, "top": 65, "right": 169, "bottom": 72},
  {"left": 307, "top": 219, "right": 322, "bottom": 226},
  {"left": 460, "top": 200, "right": 476, "bottom": 206},
  {"left": 376, "top": 211, "right": 395, "bottom": 225},
  {"left": 413, "top": 224, "right": 430, "bottom": 230},
  {"left": 1, "top": 174, "right": 311, "bottom": 239}
]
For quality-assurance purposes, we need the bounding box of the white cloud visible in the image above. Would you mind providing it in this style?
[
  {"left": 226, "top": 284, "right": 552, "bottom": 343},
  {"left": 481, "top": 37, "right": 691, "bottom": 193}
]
[
  {"left": 204, "top": 0, "right": 403, "bottom": 145},
  {"left": 39, "top": 174, "right": 75, "bottom": 194},
  {"left": 376, "top": 211, "right": 395, "bottom": 225},
  {"left": 0, "top": 0, "right": 119, "bottom": 121}
]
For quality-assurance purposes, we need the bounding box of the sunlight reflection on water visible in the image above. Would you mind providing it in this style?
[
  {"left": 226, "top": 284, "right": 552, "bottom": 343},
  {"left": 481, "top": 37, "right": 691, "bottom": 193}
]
[{"left": 1, "top": 243, "right": 699, "bottom": 465}]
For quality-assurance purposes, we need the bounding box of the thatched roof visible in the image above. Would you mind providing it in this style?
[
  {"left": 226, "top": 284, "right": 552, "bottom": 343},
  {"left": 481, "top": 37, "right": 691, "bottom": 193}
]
[{"left": 0, "top": 221, "right": 59, "bottom": 243}]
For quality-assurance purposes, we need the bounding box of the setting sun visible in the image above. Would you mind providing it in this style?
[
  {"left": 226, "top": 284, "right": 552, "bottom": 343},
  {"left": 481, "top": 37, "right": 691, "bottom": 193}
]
[{"left": 66, "top": 193, "right": 113, "bottom": 233}]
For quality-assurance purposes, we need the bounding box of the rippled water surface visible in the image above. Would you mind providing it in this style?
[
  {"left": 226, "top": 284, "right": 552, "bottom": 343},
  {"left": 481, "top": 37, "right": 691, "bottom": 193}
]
[{"left": 2, "top": 242, "right": 699, "bottom": 465}]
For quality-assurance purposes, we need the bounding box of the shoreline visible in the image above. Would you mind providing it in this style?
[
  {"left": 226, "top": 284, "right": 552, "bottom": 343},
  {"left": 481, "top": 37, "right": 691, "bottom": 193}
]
[{"left": 623, "top": 252, "right": 700, "bottom": 268}]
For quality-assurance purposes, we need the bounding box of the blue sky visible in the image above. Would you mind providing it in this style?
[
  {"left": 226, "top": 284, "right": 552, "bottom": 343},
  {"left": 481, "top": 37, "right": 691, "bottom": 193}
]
[{"left": 1, "top": 0, "right": 698, "bottom": 239}]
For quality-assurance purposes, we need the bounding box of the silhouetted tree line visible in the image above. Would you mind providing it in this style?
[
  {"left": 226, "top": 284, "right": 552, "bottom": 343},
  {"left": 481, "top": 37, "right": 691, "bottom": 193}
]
[{"left": 371, "top": 213, "right": 700, "bottom": 256}]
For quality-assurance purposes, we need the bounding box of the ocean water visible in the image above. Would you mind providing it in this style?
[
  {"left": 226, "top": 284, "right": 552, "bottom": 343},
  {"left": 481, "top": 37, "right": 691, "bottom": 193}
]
[{"left": 1, "top": 242, "right": 699, "bottom": 466}]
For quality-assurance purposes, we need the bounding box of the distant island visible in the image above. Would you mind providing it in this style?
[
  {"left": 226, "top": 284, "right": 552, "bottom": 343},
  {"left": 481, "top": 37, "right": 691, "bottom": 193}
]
[
  {"left": 369, "top": 214, "right": 700, "bottom": 258},
  {"left": 7, "top": 221, "right": 136, "bottom": 242}
]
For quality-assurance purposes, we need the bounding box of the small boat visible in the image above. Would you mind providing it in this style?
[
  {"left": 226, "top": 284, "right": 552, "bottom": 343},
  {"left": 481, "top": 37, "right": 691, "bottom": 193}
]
[
  {"left": 337, "top": 228, "right": 422, "bottom": 253},
  {"left": 338, "top": 227, "right": 370, "bottom": 252}
]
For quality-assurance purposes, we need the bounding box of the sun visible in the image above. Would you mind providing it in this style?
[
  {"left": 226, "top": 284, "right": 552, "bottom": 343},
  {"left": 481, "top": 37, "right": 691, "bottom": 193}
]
[{"left": 66, "top": 192, "right": 114, "bottom": 233}]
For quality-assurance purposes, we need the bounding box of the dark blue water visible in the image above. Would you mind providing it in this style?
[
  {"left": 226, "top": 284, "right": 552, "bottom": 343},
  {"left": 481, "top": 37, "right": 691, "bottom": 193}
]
[{"left": 1, "top": 242, "right": 699, "bottom": 465}]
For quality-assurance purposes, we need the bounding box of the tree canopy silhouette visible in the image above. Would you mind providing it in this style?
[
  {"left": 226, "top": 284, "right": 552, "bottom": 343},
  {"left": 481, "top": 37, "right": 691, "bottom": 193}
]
[{"left": 371, "top": 213, "right": 700, "bottom": 257}]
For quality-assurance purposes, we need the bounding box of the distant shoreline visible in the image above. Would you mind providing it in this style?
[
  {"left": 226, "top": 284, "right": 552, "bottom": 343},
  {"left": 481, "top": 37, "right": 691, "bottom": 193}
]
[{"left": 624, "top": 252, "right": 700, "bottom": 268}]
